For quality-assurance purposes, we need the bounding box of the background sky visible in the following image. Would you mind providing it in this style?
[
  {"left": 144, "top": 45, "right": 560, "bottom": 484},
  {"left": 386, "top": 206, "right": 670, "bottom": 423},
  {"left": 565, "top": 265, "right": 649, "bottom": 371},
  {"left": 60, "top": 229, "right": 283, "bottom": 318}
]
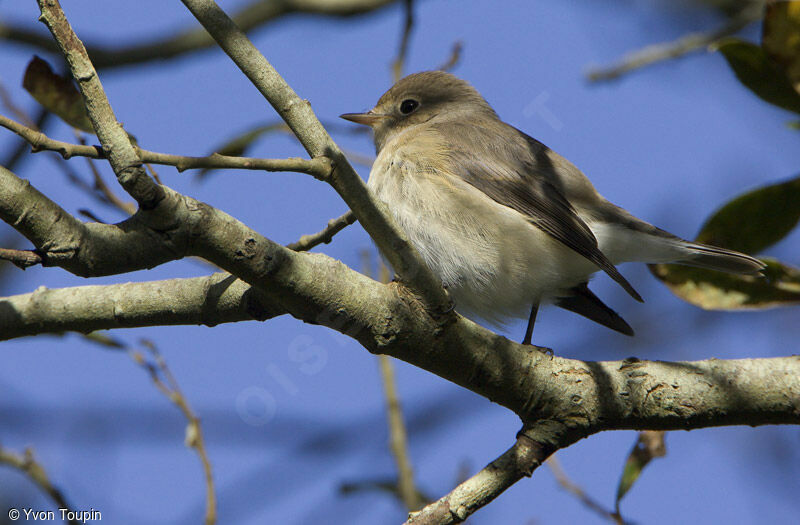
[{"left": 0, "top": 1, "right": 798, "bottom": 524}]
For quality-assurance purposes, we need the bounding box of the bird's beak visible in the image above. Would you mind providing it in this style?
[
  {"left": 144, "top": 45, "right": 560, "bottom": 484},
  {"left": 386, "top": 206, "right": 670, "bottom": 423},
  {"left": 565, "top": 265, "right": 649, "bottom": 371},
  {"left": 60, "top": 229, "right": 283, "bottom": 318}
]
[{"left": 339, "top": 111, "right": 387, "bottom": 126}]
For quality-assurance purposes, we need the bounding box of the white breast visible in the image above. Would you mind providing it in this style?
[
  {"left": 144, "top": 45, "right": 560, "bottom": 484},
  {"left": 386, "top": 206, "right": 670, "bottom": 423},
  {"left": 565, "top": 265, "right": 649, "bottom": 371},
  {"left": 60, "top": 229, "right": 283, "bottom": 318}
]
[{"left": 367, "top": 151, "right": 600, "bottom": 326}]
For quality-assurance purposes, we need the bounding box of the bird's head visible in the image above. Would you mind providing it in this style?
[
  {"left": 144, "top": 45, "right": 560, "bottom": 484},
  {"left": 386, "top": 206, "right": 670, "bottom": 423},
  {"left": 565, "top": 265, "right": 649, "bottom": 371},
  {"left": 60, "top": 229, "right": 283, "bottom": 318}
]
[{"left": 340, "top": 70, "right": 497, "bottom": 151}]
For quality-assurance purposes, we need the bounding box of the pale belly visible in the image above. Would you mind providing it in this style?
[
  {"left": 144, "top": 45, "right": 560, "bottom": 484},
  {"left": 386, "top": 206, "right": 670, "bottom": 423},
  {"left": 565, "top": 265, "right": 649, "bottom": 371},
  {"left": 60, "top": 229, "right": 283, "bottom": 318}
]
[{"left": 368, "top": 162, "right": 601, "bottom": 326}]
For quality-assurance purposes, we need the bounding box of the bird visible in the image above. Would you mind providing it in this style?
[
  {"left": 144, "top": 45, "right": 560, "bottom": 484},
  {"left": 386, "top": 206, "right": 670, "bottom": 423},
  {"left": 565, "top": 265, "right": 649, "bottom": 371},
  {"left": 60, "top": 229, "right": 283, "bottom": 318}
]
[{"left": 340, "top": 71, "right": 764, "bottom": 345}]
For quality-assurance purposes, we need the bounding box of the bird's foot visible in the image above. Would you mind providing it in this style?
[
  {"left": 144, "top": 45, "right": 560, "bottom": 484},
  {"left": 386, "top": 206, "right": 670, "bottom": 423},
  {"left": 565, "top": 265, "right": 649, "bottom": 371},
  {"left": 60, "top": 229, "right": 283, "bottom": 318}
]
[{"left": 523, "top": 343, "right": 553, "bottom": 356}]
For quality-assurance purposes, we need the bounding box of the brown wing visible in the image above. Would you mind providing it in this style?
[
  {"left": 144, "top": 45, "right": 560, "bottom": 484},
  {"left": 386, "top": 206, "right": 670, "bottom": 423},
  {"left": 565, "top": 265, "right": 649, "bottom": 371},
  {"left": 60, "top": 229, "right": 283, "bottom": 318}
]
[{"left": 435, "top": 121, "right": 642, "bottom": 302}]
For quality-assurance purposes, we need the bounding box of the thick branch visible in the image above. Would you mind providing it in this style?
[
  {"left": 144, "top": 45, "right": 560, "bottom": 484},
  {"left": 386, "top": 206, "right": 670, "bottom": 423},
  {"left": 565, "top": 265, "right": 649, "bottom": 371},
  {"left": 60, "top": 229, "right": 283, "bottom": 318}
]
[
  {"left": 1, "top": 236, "right": 798, "bottom": 436},
  {"left": 0, "top": 0, "right": 399, "bottom": 70},
  {"left": 0, "top": 165, "right": 183, "bottom": 276},
  {"left": 37, "top": 0, "right": 164, "bottom": 209},
  {"left": 407, "top": 429, "right": 560, "bottom": 524},
  {"left": 0, "top": 273, "right": 281, "bottom": 340},
  {"left": 0, "top": 113, "right": 333, "bottom": 178},
  {"left": 179, "top": 0, "right": 452, "bottom": 315},
  {"left": 1, "top": 163, "right": 798, "bottom": 431},
  {"left": 1, "top": 172, "right": 798, "bottom": 512}
]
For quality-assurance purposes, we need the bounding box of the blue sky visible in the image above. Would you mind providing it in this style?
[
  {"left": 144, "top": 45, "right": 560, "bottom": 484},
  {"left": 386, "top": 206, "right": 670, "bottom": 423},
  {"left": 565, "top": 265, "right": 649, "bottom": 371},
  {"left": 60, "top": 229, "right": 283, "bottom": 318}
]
[{"left": 1, "top": 1, "right": 798, "bottom": 524}]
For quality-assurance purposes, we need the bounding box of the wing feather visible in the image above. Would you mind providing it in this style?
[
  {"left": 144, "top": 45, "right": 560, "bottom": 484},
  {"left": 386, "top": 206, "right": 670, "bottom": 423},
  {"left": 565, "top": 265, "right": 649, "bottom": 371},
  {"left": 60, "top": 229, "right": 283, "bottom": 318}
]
[{"left": 435, "top": 121, "right": 642, "bottom": 302}]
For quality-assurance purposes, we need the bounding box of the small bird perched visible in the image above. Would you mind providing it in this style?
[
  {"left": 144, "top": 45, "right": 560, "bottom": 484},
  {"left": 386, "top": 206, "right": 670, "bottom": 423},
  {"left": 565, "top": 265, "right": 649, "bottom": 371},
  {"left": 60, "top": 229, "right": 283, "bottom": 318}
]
[{"left": 341, "top": 71, "right": 764, "bottom": 345}]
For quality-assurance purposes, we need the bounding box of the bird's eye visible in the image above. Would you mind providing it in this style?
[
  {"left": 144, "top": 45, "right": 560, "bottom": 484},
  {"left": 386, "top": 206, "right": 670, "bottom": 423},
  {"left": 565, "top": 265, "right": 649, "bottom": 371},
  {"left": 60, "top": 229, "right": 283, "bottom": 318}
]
[{"left": 399, "top": 99, "right": 419, "bottom": 115}]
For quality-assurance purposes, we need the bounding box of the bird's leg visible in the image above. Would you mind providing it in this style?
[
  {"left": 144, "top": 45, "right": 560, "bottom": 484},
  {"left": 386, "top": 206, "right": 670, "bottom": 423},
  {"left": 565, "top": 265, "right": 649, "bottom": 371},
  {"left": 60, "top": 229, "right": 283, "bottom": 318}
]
[
  {"left": 522, "top": 303, "right": 539, "bottom": 346},
  {"left": 522, "top": 303, "right": 553, "bottom": 355}
]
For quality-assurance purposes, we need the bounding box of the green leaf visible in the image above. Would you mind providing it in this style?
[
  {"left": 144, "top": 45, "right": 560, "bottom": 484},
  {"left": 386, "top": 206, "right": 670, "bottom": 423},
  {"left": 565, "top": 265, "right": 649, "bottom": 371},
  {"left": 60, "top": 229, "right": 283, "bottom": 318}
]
[
  {"left": 615, "top": 431, "right": 665, "bottom": 511},
  {"left": 22, "top": 55, "right": 94, "bottom": 133},
  {"left": 694, "top": 174, "right": 800, "bottom": 254},
  {"left": 715, "top": 38, "right": 800, "bottom": 115},
  {"left": 650, "top": 258, "right": 800, "bottom": 310},
  {"left": 651, "top": 175, "right": 800, "bottom": 310}
]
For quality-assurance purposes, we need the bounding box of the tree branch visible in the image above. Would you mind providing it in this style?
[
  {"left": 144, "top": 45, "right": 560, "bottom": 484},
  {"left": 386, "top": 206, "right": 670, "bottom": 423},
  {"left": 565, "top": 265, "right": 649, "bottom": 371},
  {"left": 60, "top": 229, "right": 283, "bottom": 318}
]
[
  {"left": 585, "top": 6, "right": 762, "bottom": 83},
  {"left": 1, "top": 107, "right": 51, "bottom": 171},
  {"left": 0, "top": 165, "right": 184, "bottom": 277},
  {"left": 1, "top": 168, "right": 797, "bottom": 436},
  {"left": 407, "top": 428, "right": 560, "bottom": 524},
  {"left": 0, "top": 445, "right": 80, "bottom": 525},
  {"left": 373, "top": 258, "right": 423, "bottom": 512},
  {"left": 179, "top": 0, "right": 452, "bottom": 316},
  {"left": 547, "top": 455, "right": 624, "bottom": 524},
  {"left": 436, "top": 41, "right": 463, "bottom": 73},
  {"left": 0, "top": 205, "right": 797, "bottom": 518},
  {"left": 74, "top": 133, "right": 137, "bottom": 215},
  {"left": 0, "top": 247, "right": 43, "bottom": 269},
  {"left": 37, "top": 0, "right": 164, "bottom": 209},
  {"left": 380, "top": 354, "right": 423, "bottom": 511},
  {"left": 2, "top": 5, "right": 797, "bottom": 521},
  {"left": 131, "top": 341, "right": 216, "bottom": 525},
  {"left": 0, "top": 0, "right": 400, "bottom": 70},
  {"left": 391, "top": 0, "right": 415, "bottom": 82},
  {"left": 0, "top": 113, "right": 333, "bottom": 178},
  {"left": 0, "top": 273, "right": 282, "bottom": 340},
  {"left": 286, "top": 210, "right": 356, "bottom": 251}
]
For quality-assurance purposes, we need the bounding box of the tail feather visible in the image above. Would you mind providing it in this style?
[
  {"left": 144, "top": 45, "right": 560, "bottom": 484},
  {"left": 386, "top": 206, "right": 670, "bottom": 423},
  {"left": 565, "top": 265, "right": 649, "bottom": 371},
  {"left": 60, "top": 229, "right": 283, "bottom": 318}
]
[
  {"left": 675, "top": 242, "right": 765, "bottom": 274},
  {"left": 555, "top": 283, "right": 634, "bottom": 336},
  {"left": 592, "top": 205, "right": 765, "bottom": 275}
]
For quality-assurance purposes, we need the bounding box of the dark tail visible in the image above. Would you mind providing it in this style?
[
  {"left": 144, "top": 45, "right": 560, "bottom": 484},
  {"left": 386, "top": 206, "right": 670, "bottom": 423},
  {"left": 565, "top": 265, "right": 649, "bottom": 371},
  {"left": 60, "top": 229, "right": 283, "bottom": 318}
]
[
  {"left": 675, "top": 242, "right": 765, "bottom": 274},
  {"left": 556, "top": 283, "right": 634, "bottom": 336}
]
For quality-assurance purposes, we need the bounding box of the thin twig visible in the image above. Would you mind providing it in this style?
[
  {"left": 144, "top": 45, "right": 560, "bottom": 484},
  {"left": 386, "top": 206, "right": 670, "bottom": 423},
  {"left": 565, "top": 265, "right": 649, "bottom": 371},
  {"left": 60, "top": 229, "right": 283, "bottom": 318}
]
[
  {"left": 0, "top": 445, "right": 81, "bottom": 525},
  {"left": 392, "top": 0, "right": 415, "bottom": 82},
  {"left": 376, "top": 259, "right": 423, "bottom": 511},
  {"left": 286, "top": 210, "right": 357, "bottom": 251},
  {"left": 379, "top": 356, "right": 423, "bottom": 511},
  {"left": 0, "top": 0, "right": 399, "bottom": 70},
  {"left": 1, "top": 107, "right": 50, "bottom": 172},
  {"left": 585, "top": 6, "right": 762, "bottom": 83},
  {"left": 46, "top": 151, "right": 94, "bottom": 193},
  {"left": 76, "top": 134, "right": 137, "bottom": 215},
  {"left": 546, "top": 455, "right": 625, "bottom": 525},
  {"left": 0, "top": 113, "right": 334, "bottom": 179},
  {"left": 41, "top": 143, "right": 139, "bottom": 219},
  {"left": 144, "top": 162, "right": 163, "bottom": 185},
  {"left": 437, "top": 41, "right": 463, "bottom": 72},
  {"left": 358, "top": 252, "right": 422, "bottom": 511},
  {"left": 0, "top": 247, "right": 43, "bottom": 269},
  {"left": 131, "top": 340, "right": 216, "bottom": 525},
  {"left": 341, "top": 147, "right": 375, "bottom": 168},
  {"left": 0, "top": 82, "right": 37, "bottom": 128},
  {"left": 340, "top": 477, "right": 430, "bottom": 503},
  {"left": 77, "top": 208, "right": 108, "bottom": 223}
]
